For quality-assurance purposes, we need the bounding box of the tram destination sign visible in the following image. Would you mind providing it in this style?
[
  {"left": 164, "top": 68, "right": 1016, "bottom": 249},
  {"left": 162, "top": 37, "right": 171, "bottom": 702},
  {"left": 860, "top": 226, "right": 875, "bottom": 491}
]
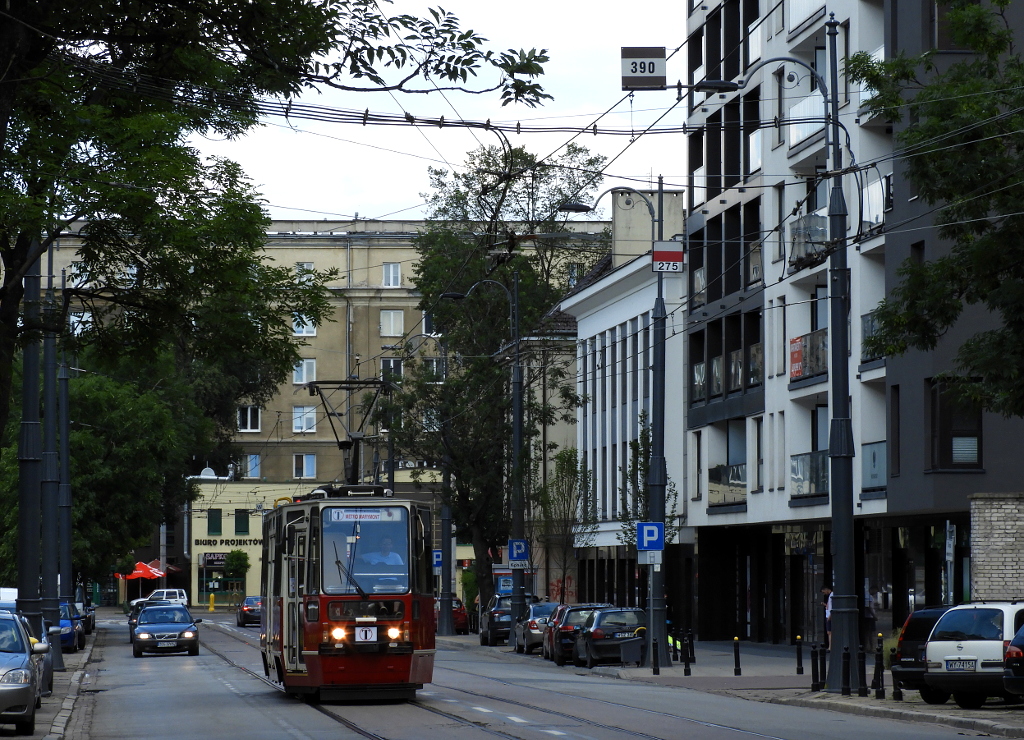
[{"left": 621, "top": 47, "right": 666, "bottom": 91}]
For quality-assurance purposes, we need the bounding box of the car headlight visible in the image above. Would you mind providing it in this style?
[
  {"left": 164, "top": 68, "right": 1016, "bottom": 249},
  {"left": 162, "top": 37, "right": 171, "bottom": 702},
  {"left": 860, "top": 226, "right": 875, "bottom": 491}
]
[
  {"left": 0, "top": 669, "right": 32, "bottom": 684},
  {"left": 180, "top": 631, "right": 195, "bottom": 639},
  {"left": 61, "top": 626, "right": 71, "bottom": 634},
  {"left": 136, "top": 632, "right": 152, "bottom": 640}
]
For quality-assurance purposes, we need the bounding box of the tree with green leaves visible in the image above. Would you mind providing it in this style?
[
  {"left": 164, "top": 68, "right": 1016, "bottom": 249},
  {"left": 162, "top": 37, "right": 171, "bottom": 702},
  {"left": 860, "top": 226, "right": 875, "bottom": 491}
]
[
  {"left": 848, "top": 0, "right": 1024, "bottom": 415},
  {"left": 615, "top": 413, "right": 682, "bottom": 549},
  {"left": 534, "top": 448, "right": 597, "bottom": 604},
  {"left": 0, "top": 0, "right": 551, "bottom": 447},
  {"left": 224, "top": 550, "right": 251, "bottom": 579},
  {"left": 377, "top": 143, "right": 607, "bottom": 607}
]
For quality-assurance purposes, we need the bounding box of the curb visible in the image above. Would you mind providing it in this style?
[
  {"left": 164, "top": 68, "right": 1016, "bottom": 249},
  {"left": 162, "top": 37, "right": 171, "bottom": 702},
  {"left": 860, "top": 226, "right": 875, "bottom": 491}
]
[{"left": 42, "top": 638, "right": 94, "bottom": 740}]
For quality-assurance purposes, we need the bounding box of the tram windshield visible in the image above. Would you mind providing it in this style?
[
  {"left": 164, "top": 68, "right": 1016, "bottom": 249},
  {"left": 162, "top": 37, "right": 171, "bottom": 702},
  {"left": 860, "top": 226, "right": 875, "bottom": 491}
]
[{"left": 321, "top": 506, "right": 410, "bottom": 595}]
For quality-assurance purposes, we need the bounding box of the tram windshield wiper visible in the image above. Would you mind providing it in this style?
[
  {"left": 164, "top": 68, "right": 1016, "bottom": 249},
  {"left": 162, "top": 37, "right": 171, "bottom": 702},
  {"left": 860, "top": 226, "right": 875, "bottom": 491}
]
[{"left": 334, "top": 541, "right": 368, "bottom": 598}]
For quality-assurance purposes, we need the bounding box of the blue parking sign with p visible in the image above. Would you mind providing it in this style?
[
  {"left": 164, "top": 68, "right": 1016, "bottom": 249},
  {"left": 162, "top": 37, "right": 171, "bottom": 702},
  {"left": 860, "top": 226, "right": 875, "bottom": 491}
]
[
  {"left": 636, "top": 522, "right": 664, "bottom": 551},
  {"left": 432, "top": 549, "right": 442, "bottom": 568},
  {"left": 508, "top": 539, "right": 529, "bottom": 561}
]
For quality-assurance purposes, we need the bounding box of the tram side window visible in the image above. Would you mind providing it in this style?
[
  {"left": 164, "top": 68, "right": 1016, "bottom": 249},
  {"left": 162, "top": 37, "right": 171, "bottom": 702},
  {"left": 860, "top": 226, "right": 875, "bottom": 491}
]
[{"left": 320, "top": 507, "right": 410, "bottom": 595}]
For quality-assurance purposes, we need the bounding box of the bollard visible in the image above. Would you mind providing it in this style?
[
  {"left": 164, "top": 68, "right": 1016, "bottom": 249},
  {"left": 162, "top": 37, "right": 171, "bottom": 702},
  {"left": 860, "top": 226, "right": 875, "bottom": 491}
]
[
  {"left": 683, "top": 639, "right": 691, "bottom": 676},
  {"left": 858, "top": 645, "right": 868, "bottom": 697},
  {"left": 733, "top": 636, "right": 741, "bottom": 676},
  {"left": 891, "top": 648, "right": 903, "bottom": 701},
  {"left": 671, "top": 630, "right": 680, "bottom": 662},
  {"left": 796, "top": 635, "right": 804, "bottom": 675},
  {"left": 687, "top": 629, "right": 696, "bottom": 664},
  {"left": 819, "top": 642, "right": 828, "bottom": 689},
  {"left": 841, "top": 647, "right": 851, "bottom": 696},
  {"left": 874, "top": 635, "right": 886, "bottom": 700},
  {"left": 810, "top": 642, "right": 820, "bottom": 690},
  {"left": 653, "top": 638, "right": 660, "bottom": 676},
  {"left": 209, "top": 593, "right": 215, "bottom": 612}
]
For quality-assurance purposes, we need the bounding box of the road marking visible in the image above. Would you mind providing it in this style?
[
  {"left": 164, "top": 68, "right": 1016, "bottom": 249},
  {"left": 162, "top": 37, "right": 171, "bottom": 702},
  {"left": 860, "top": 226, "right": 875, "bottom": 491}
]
[
  {"left": 507, "top": 716, "right": 527, "bottom": 723},
  {"left": 541, "top": 732, "right": 566, "bottom": 736},
  {"left": 472, "top": 706, "right": 493, "bottom": 713}
]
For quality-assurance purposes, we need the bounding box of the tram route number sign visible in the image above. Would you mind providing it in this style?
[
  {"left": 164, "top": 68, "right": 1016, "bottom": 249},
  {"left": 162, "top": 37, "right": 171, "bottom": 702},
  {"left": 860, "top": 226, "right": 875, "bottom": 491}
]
[
  {"left": 653, "top": 241, "right": 685, "bottom": 272},
  {"left": 621, "top": 47, "right": 666, "bottom": 91},
  {"left": 355, "top": 626, "right": 377, "bottom": 642}
]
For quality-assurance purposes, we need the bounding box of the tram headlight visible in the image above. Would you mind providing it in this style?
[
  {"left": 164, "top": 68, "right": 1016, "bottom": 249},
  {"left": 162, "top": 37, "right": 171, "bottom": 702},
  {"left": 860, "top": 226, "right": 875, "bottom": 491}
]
[
  {"left": 387, "top": 627, "right": 401, "bottom": 640},
  {"left": 331, "top": 627, "right": 346, "bottom": 641}
]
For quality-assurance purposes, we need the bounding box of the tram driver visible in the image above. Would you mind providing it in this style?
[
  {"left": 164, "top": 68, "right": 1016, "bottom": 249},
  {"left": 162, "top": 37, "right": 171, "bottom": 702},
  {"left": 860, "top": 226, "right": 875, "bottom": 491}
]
[{"left": 362, "top": 536, "right": 404, "bottom": 565}]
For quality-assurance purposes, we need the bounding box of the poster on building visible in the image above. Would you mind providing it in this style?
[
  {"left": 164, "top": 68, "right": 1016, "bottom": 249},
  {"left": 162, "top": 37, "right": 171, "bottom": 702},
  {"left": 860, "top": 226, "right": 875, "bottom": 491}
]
[
  {"left": 203, "top": 552, "right": 227, "bottom": 568},
  {"left": 789, "top": 337, "right": 804, "bottom": 379}
]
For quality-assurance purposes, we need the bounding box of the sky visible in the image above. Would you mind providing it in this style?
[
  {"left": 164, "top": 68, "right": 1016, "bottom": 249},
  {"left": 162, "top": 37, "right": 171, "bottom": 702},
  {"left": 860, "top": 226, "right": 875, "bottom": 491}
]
[{"left": 189, "top": 0, "right": 690, "bottom": 223}]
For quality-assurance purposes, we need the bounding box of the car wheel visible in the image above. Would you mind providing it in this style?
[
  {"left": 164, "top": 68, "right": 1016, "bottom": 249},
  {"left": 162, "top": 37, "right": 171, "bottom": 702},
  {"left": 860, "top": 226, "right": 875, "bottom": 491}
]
[
  {"left": 515, "top": 635, "right": 525, "bottom": 653},
  {"left": 487, "top": 628, "right": 497, "bottom": 647},
  {"left": 68, "top": 640, "right": 77, "bottom": 654},
  {"left": 954, "top": 692, "right": 986, "bottom": 709},
  {"left": 133, "top": 644, "right": 143, "bottom": 658},
  {"left": 14, "top": 708, "right": 34, "bottom": 736},
  {"left": 479, "top": 629, "right": 487, "bottom": 646},
  {"left": 525, "top": 642, "right": 535, "bottom": 655},
  {"left": 554, "top": 648, "right": 566, "bottom": 666},
  {"left": 35, "top": 692, "right": 41, "bottom": 709},
  {"left": 919, "top": 687, "right": 950, "bottom": 705},
  {"left": 78, "top": 631, "right": 86, "bottom": 649},
  {"left": 189, "top": 644, "right": 199, "bottom": 656},
  {"left": 572, "top": 645, "right": 585, "bottom": 668},
  {"left": 585, "top": 643, "right": 596, "bottom": 670}
]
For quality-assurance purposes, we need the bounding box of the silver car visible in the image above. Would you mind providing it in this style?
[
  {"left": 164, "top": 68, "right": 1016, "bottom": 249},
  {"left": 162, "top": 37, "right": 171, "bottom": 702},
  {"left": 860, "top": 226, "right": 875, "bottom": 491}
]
[{"left": 0, "top": 611, "right": 48, "bottom": 735}]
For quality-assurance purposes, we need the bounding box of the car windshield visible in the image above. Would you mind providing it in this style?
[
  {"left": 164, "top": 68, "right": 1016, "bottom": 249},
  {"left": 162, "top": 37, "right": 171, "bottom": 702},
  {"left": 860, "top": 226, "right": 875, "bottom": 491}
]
[
  {"left": 531, "top": 603, "right": 557, "bottom": 618},
  {"left": 0, "top": 620, "right": 25, "bottom": 653},
  {"left": 932, "top": 608, "right": 1003, "bottom": 641},
  {"left": 321, "top": 506, "right": 410, "bottom": 595},
  {"left": 59, "top": 604, "right": 72, "bottom": 620},
  {"left": 139, "top": 608, "right": 191, "bottom": 625}
]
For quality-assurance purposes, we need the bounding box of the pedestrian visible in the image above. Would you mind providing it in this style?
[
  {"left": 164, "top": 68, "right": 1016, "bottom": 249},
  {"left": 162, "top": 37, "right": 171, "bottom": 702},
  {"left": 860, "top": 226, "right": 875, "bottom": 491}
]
[{"left": 820, "top": 584, "right": 833, "bottom": 651}]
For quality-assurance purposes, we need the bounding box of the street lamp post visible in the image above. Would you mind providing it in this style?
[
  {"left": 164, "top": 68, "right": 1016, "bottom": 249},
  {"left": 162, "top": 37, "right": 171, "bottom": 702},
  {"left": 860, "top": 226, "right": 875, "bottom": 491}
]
[
  {"left": 442, "top": 274, "right": 523, "bottom": 646},
  {"left": 699, "top": 13, "right": 854, "bottom": 690},
  {"left": 560, "top": 183, "right": 671, "bottom": 669}
]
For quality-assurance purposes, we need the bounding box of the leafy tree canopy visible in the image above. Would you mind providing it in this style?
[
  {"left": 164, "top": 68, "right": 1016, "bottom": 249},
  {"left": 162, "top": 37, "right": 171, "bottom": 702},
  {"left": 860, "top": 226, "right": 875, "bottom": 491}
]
[{"left": 849, "top": 0, "right": 1024, "bottom": 415}]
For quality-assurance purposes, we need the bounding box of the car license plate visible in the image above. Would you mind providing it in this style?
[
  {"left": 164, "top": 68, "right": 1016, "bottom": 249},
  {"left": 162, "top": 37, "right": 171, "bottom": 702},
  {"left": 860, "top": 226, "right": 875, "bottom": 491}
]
[
  {"left": 354, "top": 626, "right": 377, "bottom": 642},
  {"left": 157, "top": 641, "right": 175, "bottom": 648},
  {"left": 946, "top": 659, "right": 977, "bottom": 671},
  {"left": 615, "top": 632, "right": 632, "bottom": 639}
]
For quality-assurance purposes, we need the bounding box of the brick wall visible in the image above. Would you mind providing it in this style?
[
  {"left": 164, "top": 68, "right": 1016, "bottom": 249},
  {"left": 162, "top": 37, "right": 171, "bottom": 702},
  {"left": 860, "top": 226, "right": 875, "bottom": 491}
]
[{"left": 970, "top": 492, "right": 1024, "bottom": 601}]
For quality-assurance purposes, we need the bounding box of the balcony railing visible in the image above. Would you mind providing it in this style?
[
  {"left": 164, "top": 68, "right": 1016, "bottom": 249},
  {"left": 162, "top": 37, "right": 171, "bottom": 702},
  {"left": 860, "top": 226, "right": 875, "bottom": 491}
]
[
  {"left": 789, "top": 327, "right": 828, "bottom": 381},
  {"left": 789, "top": 94, "right": 825, "bottom": 148},
  {"left": 788, "top": 212, "right": 828, "bottom": 268},
  {"left": 861, "top": 311, "right": 884, "bottom": 362},
  {"left": 861, "top": 178, "right": 885, "bottom": 233},
  {"left": 710, "top": 355, "right": 723, "bottom": 396},
  {"left": 791, "top": 450, "right": 829, "bottom": 498},
  {"left": 691, "top": 64, "right": 706, "bottom": 107},
  {"left": 748, "top": 342, "right": 764, "bottom": 387},
  {"left": 789, "top": 0, "right": 825, "bottom": 31},
  {"left": 728, "top": 349, "right": 744, "bottom": 392},
  {"left": 691, "top": 361, "right": 706, "bottom": 402},
  {"left": 860, "top": 46, "right": 885, "bottom": 106},
  {"left": 692, "top": 165, "right": 707, "bottom": 205},
  {"left": 747, "top": 128, "right": 763, "bottom": 175},
  {"left": 861, "top": 441, "right": 886, "bottom": 492},
  {"left": 708, "top": 463, "right": 747, "bottom": 506}
]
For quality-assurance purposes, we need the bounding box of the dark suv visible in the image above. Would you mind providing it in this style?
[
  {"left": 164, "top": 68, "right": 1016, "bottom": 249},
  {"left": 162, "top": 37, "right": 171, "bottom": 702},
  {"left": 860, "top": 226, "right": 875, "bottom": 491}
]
[
  {"left": 890, "top": 605, "right": 953, "bottom": 704},
  {"left": 479, "top": 594, "right": 538, "bottom": 647}
]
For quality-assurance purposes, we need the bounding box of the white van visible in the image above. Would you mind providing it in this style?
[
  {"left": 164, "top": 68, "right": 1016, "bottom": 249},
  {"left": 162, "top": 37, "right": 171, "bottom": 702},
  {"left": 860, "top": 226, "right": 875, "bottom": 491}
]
[{"left": 130, "top": 588, "right": 188, "bottom": 608}]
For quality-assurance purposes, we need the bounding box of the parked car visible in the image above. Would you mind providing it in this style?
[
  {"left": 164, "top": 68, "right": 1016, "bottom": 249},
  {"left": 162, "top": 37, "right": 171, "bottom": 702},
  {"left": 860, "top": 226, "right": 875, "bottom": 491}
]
[
  {"left": 541, "top": 604, "right": 573, "bottom": 661},
  {"left": 548, "top": 604, "right": 611, "bottom": 666},
  {"left": 132, "top": 605, "right": 202, "bottom": 658},
  {"left": 128, "top": 599, "right": 170, "bottom": 643},
  {"left": 890, "top": 605, "right": 954, "bottom": 704},
  {"left": 0, "top": 610, "right": 49, "bottom": 735},
  {"left": 1004, "top": 621, "right": 1024, "bottom": 698},
  {"left": 434, "top": 597, "right": 469, "bottom": 635},
  {"left": 236, "top": 596, "right": 262, "bottom": 627},
  {"left": 74, "top": 586, "right": 95, "bottom": 635},
  {"left": 573, "top": 607, "right": 647, "bottom": 669},
  {"left": 923, "top": 602, "right": 1024, "bottom": 708},
  {"left": 58, "top": 603, "right": 85, "bottom": 652},
  {"left": 513, "top": 602, "right": 558, "bottom": 654},
  {"left": 479, "top": 594, "right": 539, "bottom": 647},
  {"left": 0, "top": 602, "right": 58, "bottom": 697},
  {"left": 130, "top": 588, "right": 188, "bottom": 609}
]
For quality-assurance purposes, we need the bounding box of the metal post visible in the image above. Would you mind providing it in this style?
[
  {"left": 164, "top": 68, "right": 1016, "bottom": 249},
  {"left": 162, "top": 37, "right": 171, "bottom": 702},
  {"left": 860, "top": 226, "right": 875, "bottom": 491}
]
[
  {"left": 438, "top": 498, "right": 455, "bottom": 635},
  {"left": 41, "top": 274, "right": 64, "bottom": 671},
  {"left": 841, "top": 646, "right": 851, "bottom": 696},
  {"left": 653, "top": 638, "right": 660, "bottom": 676},
  {"left": 891, "top": 648, "right": 903, "bottom": 700},
  {"left": 687, "top": 629, "right": 696, "bottom": 664},
  {"left": 811, "top": 642, "right": 821, "bottom": 690},
  {"left": 509, "top": 271, "right": 525, "bottom": 647},
  {"left": 17, "top": 248, "right": 43, "bottom": 639},
  {"left": 824, "top": 13, "right": 856, "bottom": 694},
  {"left": 733, "top": 637, "right": 741, "bottom": 676},
  {"left": 796, "top": 635, "right": 804, "bottom": 675},
  {"left": 58, "top": 347, "right": 74, "bottom": 630},
  {"left": 858, "top": 645, "right": 868, "bottom": 697},
  {"left": 819, "top": 642, "right": 828, "bottom": 687}
]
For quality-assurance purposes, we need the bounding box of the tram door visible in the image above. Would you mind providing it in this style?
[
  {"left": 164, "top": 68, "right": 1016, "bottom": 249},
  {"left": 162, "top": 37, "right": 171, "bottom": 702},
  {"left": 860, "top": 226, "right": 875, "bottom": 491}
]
[{"left": 284, "top": 518, "right": 307, "bottom": 671}]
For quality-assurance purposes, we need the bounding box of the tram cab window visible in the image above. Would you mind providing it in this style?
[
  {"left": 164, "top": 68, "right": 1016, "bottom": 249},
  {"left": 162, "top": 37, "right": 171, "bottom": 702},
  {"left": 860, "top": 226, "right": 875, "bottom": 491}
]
[{"left": 321, "top": 507, "right": 410, "bottom": 594}]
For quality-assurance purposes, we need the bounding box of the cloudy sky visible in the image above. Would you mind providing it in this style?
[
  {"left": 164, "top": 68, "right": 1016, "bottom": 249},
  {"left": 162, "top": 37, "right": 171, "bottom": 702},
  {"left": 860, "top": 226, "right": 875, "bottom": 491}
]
[{"left": 190, "top": 0, "right": 689, "bottom": 222}]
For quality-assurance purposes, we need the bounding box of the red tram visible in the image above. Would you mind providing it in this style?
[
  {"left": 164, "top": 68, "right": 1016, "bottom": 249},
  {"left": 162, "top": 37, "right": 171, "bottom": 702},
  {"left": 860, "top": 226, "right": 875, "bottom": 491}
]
[{"left": 260, "top": 484, "right": 435, "bottom": 701}]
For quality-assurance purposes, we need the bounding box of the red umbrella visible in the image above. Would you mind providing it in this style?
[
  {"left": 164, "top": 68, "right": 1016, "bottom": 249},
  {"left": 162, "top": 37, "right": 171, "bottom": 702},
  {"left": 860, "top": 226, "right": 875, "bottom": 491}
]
[{"left": 115, "top": 562, "right": 165, "bottom": 599}]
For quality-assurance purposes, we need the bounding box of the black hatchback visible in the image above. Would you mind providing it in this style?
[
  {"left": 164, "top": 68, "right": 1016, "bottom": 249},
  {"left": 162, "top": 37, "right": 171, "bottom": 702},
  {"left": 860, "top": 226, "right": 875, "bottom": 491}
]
[
  {"left": 573, "top": 607, "right": 647, "bottom": 669},
  {"left": 236, "top": 596, "right": 262, "bottom": 627},
  {"left": 1004, "top": 622, "right": 1024, "bottom": 697},
  {"left": 890, "top": 605, "right": 953, "bottom": 704}
]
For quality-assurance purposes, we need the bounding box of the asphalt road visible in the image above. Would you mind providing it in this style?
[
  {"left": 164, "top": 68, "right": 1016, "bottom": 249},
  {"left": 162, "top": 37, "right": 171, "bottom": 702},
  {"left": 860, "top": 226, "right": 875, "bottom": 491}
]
[{"left": 75, "top": 613, "right": 978, "bottom": 740}]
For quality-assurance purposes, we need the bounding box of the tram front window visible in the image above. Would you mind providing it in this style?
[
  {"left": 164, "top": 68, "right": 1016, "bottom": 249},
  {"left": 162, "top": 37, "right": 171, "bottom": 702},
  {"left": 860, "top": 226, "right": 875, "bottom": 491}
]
[{"left": 321, "top": 507, "right": 410, "bottom": 594}]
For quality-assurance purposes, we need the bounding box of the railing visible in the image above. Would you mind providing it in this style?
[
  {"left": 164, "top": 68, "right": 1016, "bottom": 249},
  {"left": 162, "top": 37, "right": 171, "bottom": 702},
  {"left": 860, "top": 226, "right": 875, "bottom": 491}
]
[
  {"left": 788, "top": 94, "right": 825, "bottom": 148},
  {"left": 789, "top": 0, "right": 825, "bottom": 30},
  {"left": 692, "top": 165, "right": 706, "bottom": 205},
  {"left": 861, "top": 441, "right": 886, "bottom": 492},
  {"left": 791, "top": 450, "right": 829, "bottom": 498},
  {"left": 861, "top": 311, "right": 883, "bottom": 362},
  {"left": 692, "top": 265, "right": 707, "bottom": 308},
  {"left": 746, "top": 21, "right": 762, "bottom": 66},
  {"left": 789, "top": 327, "right": 828, "bottom": 380},
  {"left": 788, "top": 212, "right": 828, "bottom": 267},
  {"left": 708, "top": 463, "right": 747, "bottom": 506},
  {"left": 748, "top": 342, "right": 764, "bottom": 386},
  {"left": 691, "top": 361, "right": 706, "bottom": 402},
  {"left": 728, "top": 349, "right": 744, "bottom": 392},
  {"left": 747, "top": 128, "right": 763, "bottom": 175},
  {"left": 861, "top": 178, "right": 885, "bottom": 232},
  {"left": 710, "top": 355, "right": 723, "bottom": 396}
]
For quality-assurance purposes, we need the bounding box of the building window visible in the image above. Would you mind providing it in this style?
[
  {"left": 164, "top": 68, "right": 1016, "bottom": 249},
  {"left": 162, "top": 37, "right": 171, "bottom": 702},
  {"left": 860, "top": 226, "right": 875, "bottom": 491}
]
[
  {"left": 381, "top": 358, "right": 403, "bottom": 381},
  {"left": 890, "top": 385, "right": 900, "bottom": 477},
  {"left": 243, "top": 454, "right": 261, "bottom": 479},
  {"left": 293, "top": 358, "right": 316, "bottom": 384},
  {"left": 929, "top": 381, "right": 982, "bottom": 469},
  {"left": 423, "top": 311, "right": 439, "bottom": 335},
  {"left": 293, "top": 453, "right": 316, "bottom": 479},
  {"left": 295, "top": 262, "right": 314, "bottom": 284},
  {"left": 380, "top": 310, "right": 404, "bottom": 337},
  {"left": 293, "top": 405, "right": 316, "bottom": 433},
  {"left": 383, "top": 263, "right": 401, "bottom": 287},
  {"left": 207, "top": 509, "right": 222, "bottom": 536},
  {"left": 567, "top": 263, "right": 585, "bottom": 288},
  {"left": 422, "top": 357, "right": 444, "bottom": 383},
  {"left": 237, "top": 406, "right": 260, "bottom": 432},
  {"left": 293, "top": 314, "right": 316, "bottom": 336},
  {"left": 234, "top": 509, "right": 250, "bottom": 536}
]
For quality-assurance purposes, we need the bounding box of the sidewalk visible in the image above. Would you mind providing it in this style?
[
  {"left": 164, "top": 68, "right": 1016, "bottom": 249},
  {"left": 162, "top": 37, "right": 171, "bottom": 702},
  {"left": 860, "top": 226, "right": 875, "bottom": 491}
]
[{"left": 435, "top": 634, "right": 1024, "bottom": 738}]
